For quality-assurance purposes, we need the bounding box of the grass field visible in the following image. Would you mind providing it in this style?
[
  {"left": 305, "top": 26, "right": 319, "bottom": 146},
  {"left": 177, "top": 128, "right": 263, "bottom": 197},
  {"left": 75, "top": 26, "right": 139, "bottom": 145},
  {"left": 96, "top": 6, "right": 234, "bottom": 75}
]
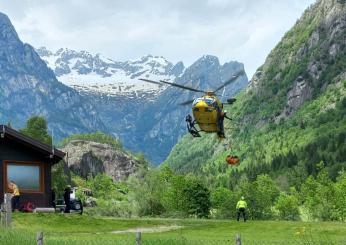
[{"left": 1, "top": 213, "right": 346, "bottom": 244}]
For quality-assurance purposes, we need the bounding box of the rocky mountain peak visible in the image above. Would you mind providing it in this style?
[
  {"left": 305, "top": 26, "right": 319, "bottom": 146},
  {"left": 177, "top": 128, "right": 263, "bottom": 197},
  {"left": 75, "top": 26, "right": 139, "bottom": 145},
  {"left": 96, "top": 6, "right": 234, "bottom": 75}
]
[
  {"left": 0, "top": 12, "right": 19, "bottom": 43},
  {"left": 178, "top": 55, "right": 246, "bottom": 92},
  {"left": 194, "top": 55, "right": 220, "bottom": 68},
  {"left": 170, "top": 61, "right": 185, "bottom": 77},
  {"left": 36, "top": 46, "right": 53, "bottom": 57}
]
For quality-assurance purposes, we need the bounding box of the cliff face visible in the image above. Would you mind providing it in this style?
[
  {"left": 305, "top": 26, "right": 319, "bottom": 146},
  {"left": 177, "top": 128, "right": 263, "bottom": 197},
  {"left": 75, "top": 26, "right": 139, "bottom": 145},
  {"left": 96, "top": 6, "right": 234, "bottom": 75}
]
[
  {"left": 62, "top": 140, "right": 140, "bottom": 181},
  {"left": 247, "top": 0, "right": 346, "bottom": 124},
  {"left": 0, "top": 12, "right": 106, "bottom": 139}
]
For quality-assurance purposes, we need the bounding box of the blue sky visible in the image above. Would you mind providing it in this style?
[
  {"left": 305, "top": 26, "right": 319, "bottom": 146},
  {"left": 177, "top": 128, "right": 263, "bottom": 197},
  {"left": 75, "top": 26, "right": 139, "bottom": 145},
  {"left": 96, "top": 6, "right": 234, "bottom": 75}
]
[{"left": 0, "top": 0, "right": 315, "bottom": 77}]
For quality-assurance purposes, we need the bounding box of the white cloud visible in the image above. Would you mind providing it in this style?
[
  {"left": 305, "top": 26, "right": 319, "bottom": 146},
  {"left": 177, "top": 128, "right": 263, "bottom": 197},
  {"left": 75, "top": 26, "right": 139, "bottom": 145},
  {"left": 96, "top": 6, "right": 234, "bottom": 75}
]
[{"left": 0, "top": 0, "right": 316, "bottom": 77}]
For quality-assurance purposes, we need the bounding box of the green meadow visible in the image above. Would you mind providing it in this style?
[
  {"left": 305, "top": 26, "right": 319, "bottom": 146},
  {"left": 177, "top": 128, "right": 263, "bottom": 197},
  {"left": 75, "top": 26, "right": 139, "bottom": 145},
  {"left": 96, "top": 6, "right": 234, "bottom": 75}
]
[{"left": 1, "top": 213, "right": 345, "bottom": 244}]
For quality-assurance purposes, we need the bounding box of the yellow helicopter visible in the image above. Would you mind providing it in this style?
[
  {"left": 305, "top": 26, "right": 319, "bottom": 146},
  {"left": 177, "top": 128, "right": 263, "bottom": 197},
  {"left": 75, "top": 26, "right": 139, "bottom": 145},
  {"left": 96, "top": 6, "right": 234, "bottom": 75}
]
[{"left": 139, "top": 71, "right": 243, "bottom": 138}]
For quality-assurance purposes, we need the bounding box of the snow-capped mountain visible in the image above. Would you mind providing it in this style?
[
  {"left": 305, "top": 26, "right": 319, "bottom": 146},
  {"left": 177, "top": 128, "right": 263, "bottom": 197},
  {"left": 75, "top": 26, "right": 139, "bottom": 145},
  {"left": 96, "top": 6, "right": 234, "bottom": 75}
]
[{"left": 36, "top": 47, "right": 184, "bottom": 98}]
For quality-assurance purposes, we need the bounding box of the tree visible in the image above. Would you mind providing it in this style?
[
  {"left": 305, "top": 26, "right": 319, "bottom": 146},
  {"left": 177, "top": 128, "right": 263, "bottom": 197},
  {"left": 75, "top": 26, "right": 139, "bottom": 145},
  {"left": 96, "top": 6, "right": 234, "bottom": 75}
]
[
  {"left": 238, "top": 174, "right": 279, "bottom": 220},
  {"left": 20, "top": 116, "right": 52, "bottom": 145},
  {"left": 335, "top": 171, "right": 346, "bottom": 221},
  {"left": 301, "top": 162, "right": 338, "bottom": 220},
  {"left": 51, "top": 161, "right": 71, "bottom": 197},
  {"left": 86, "top": 174, "right": 117, "bottom": 200},
  {"left": 275, "top": 189, "right": 300, "bottom": 220},
  {"left": 210, "top": 187, "right": 237, "bottom": 218},
  {"left": 162, "top": 175, "right": 189, "bottom": 215},
  {"left": 129, "top": 169, "right": 166, "bottom": 216},
  {"left": 183, "top": 176, "right": 211, "bottom": 218}
]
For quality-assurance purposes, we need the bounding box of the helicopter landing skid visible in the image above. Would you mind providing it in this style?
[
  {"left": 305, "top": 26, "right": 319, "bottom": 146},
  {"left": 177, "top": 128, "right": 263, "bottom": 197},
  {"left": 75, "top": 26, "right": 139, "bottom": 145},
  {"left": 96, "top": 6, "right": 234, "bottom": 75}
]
[{"left": 186, "top": 115, "right": 201, "bottom": 137}]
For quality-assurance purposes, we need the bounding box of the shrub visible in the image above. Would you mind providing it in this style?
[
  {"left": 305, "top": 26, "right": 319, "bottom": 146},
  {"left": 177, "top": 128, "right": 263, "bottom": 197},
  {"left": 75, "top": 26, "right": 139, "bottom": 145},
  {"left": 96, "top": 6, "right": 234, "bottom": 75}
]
[
  {"left": 183, "top": 177, "right": 211, "bottom": 218},
  {"left": 210, "top": 187, "right": 237, "bottom": 219},
  {"left": 275, "top": 190, "right": 300, "bottom": 220}
]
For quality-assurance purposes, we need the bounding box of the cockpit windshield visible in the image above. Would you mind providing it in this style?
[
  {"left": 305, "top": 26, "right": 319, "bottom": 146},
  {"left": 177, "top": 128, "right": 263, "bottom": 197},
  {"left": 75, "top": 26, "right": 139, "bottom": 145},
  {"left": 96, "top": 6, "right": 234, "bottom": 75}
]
[
  {"left": 193, "top": 97, "right": 216, "bottom": 107},
  {"left": 204, "top": 98, "right": 215, "bottom": 106}
]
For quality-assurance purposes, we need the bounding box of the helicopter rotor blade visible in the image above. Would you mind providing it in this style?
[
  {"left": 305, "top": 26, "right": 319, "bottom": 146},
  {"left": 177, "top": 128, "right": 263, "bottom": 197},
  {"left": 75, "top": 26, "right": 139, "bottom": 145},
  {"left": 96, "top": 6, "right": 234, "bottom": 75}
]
[
  {"left": 139, "top": 78, "right": 205, "bottom": 93},
  {"left": 179, "top": 99, "right": 195, "bottom": 106},
  {"left": 138, "top": 78, "right": 162, "bottom": 86},
  {"left": 213, "top": 70, "right": 245, "bottom": 93}
]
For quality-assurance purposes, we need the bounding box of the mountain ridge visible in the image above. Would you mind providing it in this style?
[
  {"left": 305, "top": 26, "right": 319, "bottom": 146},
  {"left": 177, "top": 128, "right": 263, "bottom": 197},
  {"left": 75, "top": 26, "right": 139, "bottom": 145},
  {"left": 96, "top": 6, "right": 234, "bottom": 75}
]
[{"left": 37, "top": 46, "right": 184, "bottom": 98}]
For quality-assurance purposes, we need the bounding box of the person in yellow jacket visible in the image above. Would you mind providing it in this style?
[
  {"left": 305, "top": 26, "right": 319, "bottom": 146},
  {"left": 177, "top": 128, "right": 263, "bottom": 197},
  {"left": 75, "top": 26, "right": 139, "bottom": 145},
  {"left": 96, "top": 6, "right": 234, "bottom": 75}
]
[
  {"left": 10, "top": 180, "right": 20, "bottom": 211},
  {"left": 236, "top": 196, "right": 247, "bottom": 222}
]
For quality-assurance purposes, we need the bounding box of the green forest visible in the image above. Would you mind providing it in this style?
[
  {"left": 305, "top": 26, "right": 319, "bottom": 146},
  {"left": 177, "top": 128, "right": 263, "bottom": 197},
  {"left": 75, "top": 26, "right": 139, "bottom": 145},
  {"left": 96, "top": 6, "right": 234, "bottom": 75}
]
[{"left": 18, "top": 112, "right": 346, "bottom": 222}]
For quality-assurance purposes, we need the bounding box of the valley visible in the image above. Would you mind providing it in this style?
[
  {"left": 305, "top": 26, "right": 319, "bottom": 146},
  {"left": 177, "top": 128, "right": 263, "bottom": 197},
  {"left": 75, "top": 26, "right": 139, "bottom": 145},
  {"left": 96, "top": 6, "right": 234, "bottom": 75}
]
[{"left": 0, "top": 0, "right": 345, "bottom": 244}]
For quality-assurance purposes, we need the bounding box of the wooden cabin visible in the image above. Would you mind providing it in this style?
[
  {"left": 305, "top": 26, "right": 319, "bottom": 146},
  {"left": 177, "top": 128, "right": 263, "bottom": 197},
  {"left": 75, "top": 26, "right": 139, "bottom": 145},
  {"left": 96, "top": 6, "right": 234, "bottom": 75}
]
[{"left": 0, "top": 125, "right": 65, "bottom": 207}]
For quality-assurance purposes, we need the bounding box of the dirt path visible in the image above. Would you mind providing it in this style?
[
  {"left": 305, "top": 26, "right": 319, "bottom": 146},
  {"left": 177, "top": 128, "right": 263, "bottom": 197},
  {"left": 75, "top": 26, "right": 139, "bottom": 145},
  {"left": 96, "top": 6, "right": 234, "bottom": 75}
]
[{"left": 111, "top": 225, "right": 183, "bottom": 234}]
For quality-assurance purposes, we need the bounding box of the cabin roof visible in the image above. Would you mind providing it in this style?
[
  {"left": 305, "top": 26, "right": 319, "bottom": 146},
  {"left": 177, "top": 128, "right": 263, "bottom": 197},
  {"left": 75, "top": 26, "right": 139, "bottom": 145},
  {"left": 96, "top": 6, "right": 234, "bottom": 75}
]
[{"left": 0, "top": 125, "right": 65, "bottom": 163}]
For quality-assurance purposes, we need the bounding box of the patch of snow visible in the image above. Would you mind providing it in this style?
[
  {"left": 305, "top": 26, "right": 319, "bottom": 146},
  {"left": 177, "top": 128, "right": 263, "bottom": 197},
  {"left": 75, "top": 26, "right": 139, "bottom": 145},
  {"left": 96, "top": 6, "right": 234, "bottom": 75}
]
[{"left": 39, "top": 48, "right": 178, "bottom": 97}]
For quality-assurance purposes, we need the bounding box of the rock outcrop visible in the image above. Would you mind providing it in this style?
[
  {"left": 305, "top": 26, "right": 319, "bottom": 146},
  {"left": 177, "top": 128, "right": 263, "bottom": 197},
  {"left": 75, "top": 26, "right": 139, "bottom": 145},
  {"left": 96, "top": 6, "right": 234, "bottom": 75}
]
[
  {"left": 62, "top": 140, "right": 139, "bottom": 181},
  {"left": 246, "top": 0, "right": 346, "bottom": 125}
]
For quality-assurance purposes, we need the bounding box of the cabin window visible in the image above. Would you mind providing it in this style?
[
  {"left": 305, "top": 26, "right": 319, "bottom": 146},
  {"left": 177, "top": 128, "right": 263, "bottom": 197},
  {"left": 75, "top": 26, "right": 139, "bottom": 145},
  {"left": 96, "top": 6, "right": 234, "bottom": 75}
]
[{"left": 3, "top": 161, "right": 44, "bottom": 193}]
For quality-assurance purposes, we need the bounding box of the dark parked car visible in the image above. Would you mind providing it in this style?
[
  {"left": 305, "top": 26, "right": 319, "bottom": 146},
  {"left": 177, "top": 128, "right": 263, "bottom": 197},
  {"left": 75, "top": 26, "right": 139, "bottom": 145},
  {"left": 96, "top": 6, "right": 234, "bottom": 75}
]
[{"left": 54, "top": 198, "right": 83, "bottom": 214}]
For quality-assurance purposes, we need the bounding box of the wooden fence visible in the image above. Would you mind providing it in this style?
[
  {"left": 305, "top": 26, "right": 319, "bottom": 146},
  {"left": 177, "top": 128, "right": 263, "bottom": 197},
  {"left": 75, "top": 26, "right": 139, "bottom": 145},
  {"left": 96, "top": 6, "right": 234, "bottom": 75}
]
[
  {"left": 0, "top": 193, "right": 12, "bottom": 227},
  {"left": 29, "top": 232, "right": 244, "bottom": 245}
]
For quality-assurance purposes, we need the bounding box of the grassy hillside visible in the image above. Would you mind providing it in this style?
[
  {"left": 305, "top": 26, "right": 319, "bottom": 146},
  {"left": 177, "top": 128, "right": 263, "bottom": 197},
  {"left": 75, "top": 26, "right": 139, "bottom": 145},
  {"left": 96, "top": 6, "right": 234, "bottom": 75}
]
[{"left": 164, "top": 0, "right": 346, "bottom": 184}]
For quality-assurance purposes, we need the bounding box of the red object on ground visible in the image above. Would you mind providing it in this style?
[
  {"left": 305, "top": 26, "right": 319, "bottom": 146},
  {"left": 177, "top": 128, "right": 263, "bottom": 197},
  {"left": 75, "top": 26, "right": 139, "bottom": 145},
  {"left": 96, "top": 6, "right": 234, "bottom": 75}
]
[
  {"left": 226, "top": 155, "right": 240, "bottom": 165},
  {"left": 22, "top": 201, "right": 36, "bottom": 212}
]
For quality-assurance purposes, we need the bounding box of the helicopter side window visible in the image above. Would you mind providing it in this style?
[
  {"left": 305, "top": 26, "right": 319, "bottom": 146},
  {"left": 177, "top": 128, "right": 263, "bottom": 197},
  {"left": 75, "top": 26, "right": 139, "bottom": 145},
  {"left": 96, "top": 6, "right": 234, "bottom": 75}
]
[{"left": 193, "top": 98, "right": 203, "bottom": 106}]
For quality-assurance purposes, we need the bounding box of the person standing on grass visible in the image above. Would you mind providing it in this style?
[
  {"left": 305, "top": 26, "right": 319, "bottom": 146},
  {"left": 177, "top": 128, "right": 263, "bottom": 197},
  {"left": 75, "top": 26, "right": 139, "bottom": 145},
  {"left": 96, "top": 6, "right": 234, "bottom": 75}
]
[
  {"left": 236, "top": 196, "right": 247, "bottom": 222},
  {"left": 10, "top": 180, "right": 20, "bottom": 212},
  {"left": 64, "top": 185, "right": 72, "bottom": 213}
]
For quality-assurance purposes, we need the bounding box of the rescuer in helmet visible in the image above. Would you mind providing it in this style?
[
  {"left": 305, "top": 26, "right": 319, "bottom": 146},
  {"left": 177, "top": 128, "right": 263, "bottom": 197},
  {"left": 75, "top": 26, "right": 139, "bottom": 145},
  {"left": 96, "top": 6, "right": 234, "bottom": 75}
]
[{"left": 236, "top": 196, "right": 247, "bottom": 222}]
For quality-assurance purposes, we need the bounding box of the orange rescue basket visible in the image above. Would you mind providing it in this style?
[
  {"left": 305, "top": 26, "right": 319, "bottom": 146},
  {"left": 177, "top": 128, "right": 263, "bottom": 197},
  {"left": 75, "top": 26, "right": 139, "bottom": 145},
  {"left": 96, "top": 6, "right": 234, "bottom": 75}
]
[{"left": 226, "top": 155, "right": 240, "bottom": 165}]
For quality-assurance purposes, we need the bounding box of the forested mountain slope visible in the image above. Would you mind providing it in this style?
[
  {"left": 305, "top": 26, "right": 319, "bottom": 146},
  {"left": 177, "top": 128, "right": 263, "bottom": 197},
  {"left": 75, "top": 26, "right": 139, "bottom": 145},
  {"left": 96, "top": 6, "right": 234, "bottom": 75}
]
[{"left": 164, "top": 0, "right": 346, "bottom": 185}]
